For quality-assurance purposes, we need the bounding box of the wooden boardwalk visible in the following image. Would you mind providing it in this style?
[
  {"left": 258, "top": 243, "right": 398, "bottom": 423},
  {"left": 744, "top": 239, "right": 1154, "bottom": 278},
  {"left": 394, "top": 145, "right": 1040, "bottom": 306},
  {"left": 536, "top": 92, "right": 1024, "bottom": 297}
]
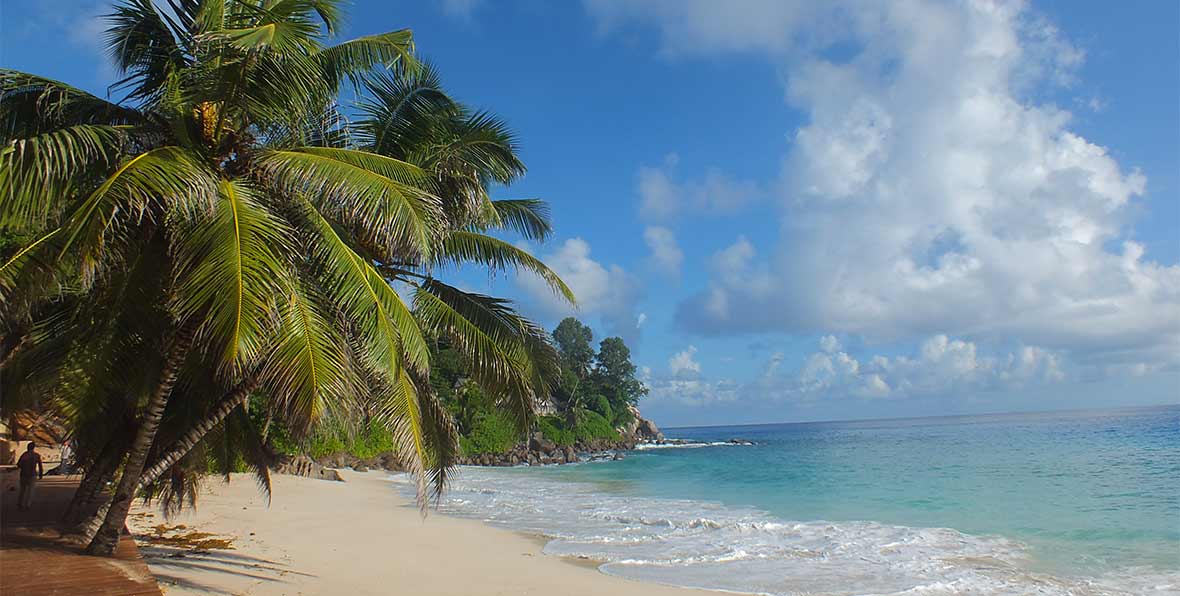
[{"left": 0, "top": 474, "right": 162, "bottom": 596}]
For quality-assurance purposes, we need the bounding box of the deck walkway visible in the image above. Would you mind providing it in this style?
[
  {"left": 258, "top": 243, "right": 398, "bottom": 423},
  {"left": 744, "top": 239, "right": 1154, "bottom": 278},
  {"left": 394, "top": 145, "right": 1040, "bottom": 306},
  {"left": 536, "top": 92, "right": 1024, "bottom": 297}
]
[{"left": 0, "top": 473, "right": 162, "bottom": 596}]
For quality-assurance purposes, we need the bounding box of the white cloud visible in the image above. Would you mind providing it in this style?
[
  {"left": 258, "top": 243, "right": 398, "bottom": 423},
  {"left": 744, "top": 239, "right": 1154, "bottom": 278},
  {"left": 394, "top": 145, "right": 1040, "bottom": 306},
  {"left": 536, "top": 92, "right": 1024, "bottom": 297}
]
[
  {"left": 638, "top": 154, "right": 761, "bottom": 222},
  {"left": 648, "top": 333, "right": 1070, "bottom": 407},
  {"left": 643, "top": 226, "right": 683, "bottom": 278},
  {"left": 819, "top": 335, "right": 841, "bottom": 353},
  {"left": 668, "top": 345, "right": 701, "bottom": 377},
  {"left": 516, "top": 238, "right": 643, "bottom": 340},
  {"left": 645, "top": 376, "right": 741, "bottom": 407},
  {"left": 603, "top": 0, "right": 1180, "bottom": 371},
  {"left": 787, "top": 334, "right": 1067, "bottom": 399}
]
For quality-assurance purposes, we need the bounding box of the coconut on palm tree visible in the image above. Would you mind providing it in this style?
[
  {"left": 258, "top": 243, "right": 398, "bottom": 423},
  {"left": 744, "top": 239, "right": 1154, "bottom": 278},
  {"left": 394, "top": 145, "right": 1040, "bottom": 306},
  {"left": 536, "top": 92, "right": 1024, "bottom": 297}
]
[{"left": 0, "top": 0, "right": 571, "bottom": 556}]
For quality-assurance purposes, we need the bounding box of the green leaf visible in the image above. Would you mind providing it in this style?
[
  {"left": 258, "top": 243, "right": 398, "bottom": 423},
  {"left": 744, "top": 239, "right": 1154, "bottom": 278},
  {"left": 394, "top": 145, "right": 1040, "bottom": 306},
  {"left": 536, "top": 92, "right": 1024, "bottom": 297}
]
[
  {"left": 0, "top": 124, "right": 128, "bottom": 229},
  {"left": 484, "top": 199, "right": 552, "bottom": 242},
  {"left": 57, "top": 146, "right": 219, "bottom": 283},
  {"left": 298, "top": 198, "right": 428, "bottom": 376},
  {"left": 172, "top": 179, "right": 295, "bottom": 374},
  {"left": 256, "top": 147, "right": 441, "bottom": 261},
  {"left": 260, "top": 279, "right": 355, "bottom": 435},
  {"left": 434, "top": 231, "right": 574, "bottom": 304}
]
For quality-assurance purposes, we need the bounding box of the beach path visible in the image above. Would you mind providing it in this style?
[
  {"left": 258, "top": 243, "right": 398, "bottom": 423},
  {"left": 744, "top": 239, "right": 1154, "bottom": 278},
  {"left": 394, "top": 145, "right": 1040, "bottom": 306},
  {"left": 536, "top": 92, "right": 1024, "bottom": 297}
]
[{"left": 0, "top": 473, "right": 162, "bottom": 596}]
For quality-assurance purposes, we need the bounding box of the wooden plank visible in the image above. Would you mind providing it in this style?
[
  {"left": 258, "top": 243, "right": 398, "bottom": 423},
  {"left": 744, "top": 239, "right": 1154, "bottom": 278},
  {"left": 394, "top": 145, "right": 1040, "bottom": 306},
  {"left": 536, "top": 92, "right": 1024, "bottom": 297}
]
[{"left": 0, "top": 473, "right": 162, "bottom": 596}]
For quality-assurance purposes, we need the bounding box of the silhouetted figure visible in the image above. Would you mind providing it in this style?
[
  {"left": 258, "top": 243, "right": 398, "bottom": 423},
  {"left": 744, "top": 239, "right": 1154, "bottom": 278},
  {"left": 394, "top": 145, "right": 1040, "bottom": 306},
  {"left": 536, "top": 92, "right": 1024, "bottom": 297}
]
[{"left": 17, "top": 442, "right": 44, "bottom": 511}]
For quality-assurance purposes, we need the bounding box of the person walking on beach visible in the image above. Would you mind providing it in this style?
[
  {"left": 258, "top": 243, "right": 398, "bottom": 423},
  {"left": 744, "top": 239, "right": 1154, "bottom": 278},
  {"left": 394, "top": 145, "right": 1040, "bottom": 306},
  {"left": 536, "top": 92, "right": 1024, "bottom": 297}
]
[{"left": 17, "top": 442, "right": 44, "bottom": 511}]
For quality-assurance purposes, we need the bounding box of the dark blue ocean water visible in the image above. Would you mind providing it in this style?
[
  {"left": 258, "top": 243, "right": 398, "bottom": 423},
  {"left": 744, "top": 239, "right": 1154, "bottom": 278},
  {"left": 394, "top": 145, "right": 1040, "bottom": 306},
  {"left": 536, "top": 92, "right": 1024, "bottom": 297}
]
[{"left": 398, "top": 406, "right": 1180, "bottom": 595}]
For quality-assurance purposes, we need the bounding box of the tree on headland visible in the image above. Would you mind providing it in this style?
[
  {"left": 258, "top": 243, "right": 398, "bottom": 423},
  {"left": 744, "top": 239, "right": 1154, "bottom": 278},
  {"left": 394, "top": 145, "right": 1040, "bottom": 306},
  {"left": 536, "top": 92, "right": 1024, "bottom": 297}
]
[
  {"left": 592, "top": 337, "right": 647, "bottom": 426},
  {"left": 553, "top": 317, "right": 595, "bottom": 376},
  {"left": 1, "top": 0, "right": 569, "bottom": 556},
  {"left": 552, "top": 317, "right": 595, "bottom": 424},
  {"left": 545, "top": 318, "right": 647, "bottom": 432}
]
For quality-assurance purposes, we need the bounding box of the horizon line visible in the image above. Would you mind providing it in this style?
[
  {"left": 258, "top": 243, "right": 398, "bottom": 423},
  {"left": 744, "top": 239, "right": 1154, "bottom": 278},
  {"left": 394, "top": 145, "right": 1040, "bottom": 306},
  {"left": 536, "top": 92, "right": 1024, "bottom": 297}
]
[{"left": 662, "top": 401, "right": 1178, "bottom": 431}]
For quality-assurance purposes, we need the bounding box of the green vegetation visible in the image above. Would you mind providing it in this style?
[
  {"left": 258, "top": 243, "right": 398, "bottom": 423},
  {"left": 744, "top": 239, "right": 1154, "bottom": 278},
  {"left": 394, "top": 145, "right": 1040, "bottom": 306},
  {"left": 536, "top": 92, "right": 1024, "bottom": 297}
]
[
  {"left": 426, "top": 317, "right": 644, "bottom": 454},
  {"left": 0, "top": 0, "right": 570, "bottom": 556},
  {"left": 551, "top": 317, "right": 648, "bottom": 430},
  {"left": 458, "top": 410, "right": 519, "bottom": 456},
  {"left": 538, "top": 411, "right": 620, "bottom": 445}
]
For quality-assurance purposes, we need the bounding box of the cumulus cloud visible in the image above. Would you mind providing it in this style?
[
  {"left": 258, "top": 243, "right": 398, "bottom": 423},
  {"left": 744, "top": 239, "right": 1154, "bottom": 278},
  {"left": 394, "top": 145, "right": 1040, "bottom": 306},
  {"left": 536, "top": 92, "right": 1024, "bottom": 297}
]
[
  {"left": 645, "top": 375, "right": 741, "bottom": 407},
  {"left": 646, "top": 333, "right": 1068, "bottom": 407},
  {"left": 789, "top": 334, "right": 1067, "bottom": 399},
  {"left": 638, "top": 154, "right": 761, "bottom": 222},
  {"left": 643, "top": 226, "right": 684, "bottom": 278},
  {"left": 599, "top": 0, "right": 1180, "bottom": 371},
  {"left": 668, "top": 345, "right": 701, "bottom": 377},
  {"left": 516, "top": 238, "right": 644, "bottom": 341}
]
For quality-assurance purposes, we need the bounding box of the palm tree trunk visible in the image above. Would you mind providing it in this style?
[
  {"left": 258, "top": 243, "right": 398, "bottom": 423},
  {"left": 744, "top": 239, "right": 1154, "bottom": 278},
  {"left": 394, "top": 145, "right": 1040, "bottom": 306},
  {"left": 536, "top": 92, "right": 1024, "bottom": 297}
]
[
  {"left": 136, "top": 373, "right": 259, "bottom": 493},
  {"left": 84, "top": 326, "right": 193, "bottom": 556},
  {"left": 62, "top": 436, "right": 124, "bottom": 529}
]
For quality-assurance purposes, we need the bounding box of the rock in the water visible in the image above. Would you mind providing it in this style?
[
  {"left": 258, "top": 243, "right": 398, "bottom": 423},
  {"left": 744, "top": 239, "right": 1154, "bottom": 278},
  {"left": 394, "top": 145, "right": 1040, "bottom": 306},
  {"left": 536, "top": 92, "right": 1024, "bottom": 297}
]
[{"left": 635, "top": 416, "right": 664, "bottom": 442}]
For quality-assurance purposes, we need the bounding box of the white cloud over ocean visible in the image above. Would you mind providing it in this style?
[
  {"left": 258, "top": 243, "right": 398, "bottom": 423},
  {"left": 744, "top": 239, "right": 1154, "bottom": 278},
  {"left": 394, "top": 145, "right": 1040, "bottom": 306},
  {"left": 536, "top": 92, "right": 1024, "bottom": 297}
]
[
  {"left": 645, "top": 334, "right": 1068, "bottom": 407},
  {"left": 515, "top": 237, "right": 645, "bottom": 343},
  {"left": 590, "top": 0, "right": 1180, "bottom": 386}
]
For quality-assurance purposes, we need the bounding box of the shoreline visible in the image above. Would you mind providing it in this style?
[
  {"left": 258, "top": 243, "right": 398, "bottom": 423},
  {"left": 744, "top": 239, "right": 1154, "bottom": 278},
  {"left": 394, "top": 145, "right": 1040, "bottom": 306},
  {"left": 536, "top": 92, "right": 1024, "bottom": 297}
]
[{"left": 128, "top": 470, "right": 720, "bottom": 595}]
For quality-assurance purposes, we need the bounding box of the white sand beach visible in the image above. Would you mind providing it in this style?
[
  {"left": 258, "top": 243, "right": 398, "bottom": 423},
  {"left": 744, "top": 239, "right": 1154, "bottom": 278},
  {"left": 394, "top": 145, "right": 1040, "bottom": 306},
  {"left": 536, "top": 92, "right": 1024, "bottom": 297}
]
[{"left": 128, "top": 470, "right": 715, "bottom": 595}]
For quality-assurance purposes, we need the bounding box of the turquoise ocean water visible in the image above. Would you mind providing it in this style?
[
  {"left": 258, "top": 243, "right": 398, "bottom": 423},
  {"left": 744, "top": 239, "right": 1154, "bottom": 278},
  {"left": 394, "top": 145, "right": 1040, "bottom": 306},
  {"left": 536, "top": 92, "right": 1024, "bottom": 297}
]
[{"left": 392, "top": 405, "right": 1179, "bottom": 595}]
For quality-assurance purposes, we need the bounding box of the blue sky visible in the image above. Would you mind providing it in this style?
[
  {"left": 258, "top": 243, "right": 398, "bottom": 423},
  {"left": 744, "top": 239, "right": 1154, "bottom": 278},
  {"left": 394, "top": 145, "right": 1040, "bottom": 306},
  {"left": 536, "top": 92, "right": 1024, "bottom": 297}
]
[{"left": 2, "top": 0, "right": 1176, "bottom": 426}]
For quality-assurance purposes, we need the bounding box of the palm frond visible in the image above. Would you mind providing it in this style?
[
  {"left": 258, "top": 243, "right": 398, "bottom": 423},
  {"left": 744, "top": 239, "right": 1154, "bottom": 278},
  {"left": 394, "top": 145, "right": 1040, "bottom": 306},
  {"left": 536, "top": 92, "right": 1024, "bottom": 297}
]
[
  {"left": 355, "top": 64, "right": 454, "bottom": 156},
  {"left": 0, "top": 124, "right": 128, "bottom": 229},
  {"left": 413, "top": 280, "right": 540, "bottom": 429},
  {"left": 371, "top": 366, "right": 428, "bottom": 507},
  {"left": 414, "top": 375, "right": 459, "bottom": 503},
  {"left": 57, "top": 146, "right": 218, "bottom": 283},
  {"left": 317, "top": 30, "right": 417, "bottom": 88},
  {"left": 482, "top": 199, "right": 552, "bottom": 241},
  {"left": 431, "top": 110, "right": 525, "bottom": 186},
  {"left": 433, "top": 231, "right": 574, "bottom": 303},
  {"left": 172, "top": 179, "right": 295, "bottom": 374},
  {"left": 255, "top": 147, "right": 441, "bottom": 260},
  {"left": 0, "top": 70, "right": 142, "bottom": 139},
  {"left": 105, "top": 0, "right": 191, "bottom": 101},
  {"left": 298, "top": 198, "right": 428, "bottom": 376},
  {"left": 259, "top": 278, "right": 355, "bottom": 436}
]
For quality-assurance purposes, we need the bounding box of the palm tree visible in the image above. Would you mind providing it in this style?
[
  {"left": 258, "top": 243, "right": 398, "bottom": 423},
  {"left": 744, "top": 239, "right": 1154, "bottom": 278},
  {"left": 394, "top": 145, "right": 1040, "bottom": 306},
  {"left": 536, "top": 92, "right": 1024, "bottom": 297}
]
[{"left": 1, "top": 0, "right": 571, "bottom": 556}]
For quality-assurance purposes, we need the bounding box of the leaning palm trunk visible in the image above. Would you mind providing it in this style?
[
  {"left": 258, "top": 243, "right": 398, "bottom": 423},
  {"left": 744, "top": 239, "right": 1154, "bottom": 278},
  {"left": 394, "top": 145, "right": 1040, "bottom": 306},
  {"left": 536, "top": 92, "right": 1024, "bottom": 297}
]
[
  {"left": 85, "top": 327, "right": 192, "bottom": 555},
  {"left": 136, "top": 374, "right": 259, "bottom": 493},
  {"left": 62, "top": 437, "right": 125, "bottom": 529}
]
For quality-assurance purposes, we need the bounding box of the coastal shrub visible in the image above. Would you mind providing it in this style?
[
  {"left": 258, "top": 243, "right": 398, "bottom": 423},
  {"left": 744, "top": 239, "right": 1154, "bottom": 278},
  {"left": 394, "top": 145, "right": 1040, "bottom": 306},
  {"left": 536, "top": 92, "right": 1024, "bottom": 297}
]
[
  {"left": 574, "top": 410, "right": 619, "bottom": 443},
  {"left": 347, "top": 419, "right": 396, "bottom": 460},
  {"left": 537, "top": 415, "right": 575, "bottom": 446},
  {"left": 300, "top": 417, "right": 395, "bottom": 460},
  {"left": 460, "top": 410, "right": 519, "bottom": 455},
  {"left": 537, "top": 411, "right": 618, "bottom": 446},
  {"left": 588, "top": 394, "right": 613, "bottom": 420},
  {"left": 307, "top": 431, "right": 348, "bottom": 459},
  {"left": 610, "top": 404, "right": 635, "bottom": 429}
]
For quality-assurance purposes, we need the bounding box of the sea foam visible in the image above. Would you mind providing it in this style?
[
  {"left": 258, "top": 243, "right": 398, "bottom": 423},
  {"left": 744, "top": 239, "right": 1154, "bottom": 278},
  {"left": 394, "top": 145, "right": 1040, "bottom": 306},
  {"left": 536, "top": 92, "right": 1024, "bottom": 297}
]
[{"left": 388, "top": 467, "right": 1179, "bottom": 596}]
